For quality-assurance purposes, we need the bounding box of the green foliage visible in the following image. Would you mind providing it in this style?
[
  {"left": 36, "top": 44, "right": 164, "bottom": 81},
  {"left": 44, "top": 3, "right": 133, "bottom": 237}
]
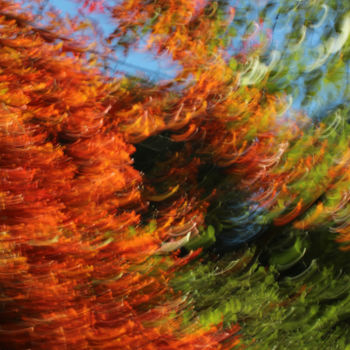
[
  {"left": 173, "top": 227, "right": 350, "bottom": 349},
  {"left": 185, "top": 225, "right": 216, "bottom": 250}
]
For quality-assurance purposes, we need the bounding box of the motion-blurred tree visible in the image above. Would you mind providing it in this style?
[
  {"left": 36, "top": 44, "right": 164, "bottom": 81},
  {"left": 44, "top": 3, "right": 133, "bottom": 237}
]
[{"left": 2, "top": 0, "right": 350, "bottom": 349}]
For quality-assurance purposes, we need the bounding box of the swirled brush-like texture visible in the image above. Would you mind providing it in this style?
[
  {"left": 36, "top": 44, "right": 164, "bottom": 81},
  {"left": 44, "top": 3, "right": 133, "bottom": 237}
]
[{"left": 2, "top": 0, "right": 350, "bottom": 348}]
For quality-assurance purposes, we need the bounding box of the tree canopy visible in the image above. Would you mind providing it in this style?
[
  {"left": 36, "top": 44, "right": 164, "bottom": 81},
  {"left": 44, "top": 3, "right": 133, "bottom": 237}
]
[{"left": 2, "top": 0, "right": 350, "bottom": 349}]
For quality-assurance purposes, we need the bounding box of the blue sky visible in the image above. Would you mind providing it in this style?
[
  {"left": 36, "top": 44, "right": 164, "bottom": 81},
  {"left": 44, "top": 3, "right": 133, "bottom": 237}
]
[{"left": 49, "top": 0, "right": 177, "bottom": 79}]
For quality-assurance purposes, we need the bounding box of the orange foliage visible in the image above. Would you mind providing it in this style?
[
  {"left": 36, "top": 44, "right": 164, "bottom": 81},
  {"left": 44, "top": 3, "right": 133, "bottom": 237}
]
[{"left": 0, "top": 1, "right": 242, "bottom": 348}]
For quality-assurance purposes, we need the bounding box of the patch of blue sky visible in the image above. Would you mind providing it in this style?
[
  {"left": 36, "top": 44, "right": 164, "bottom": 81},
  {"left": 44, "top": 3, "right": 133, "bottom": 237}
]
[{"left": 50, "top": 0, "right": 179, "bottom": 80}]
